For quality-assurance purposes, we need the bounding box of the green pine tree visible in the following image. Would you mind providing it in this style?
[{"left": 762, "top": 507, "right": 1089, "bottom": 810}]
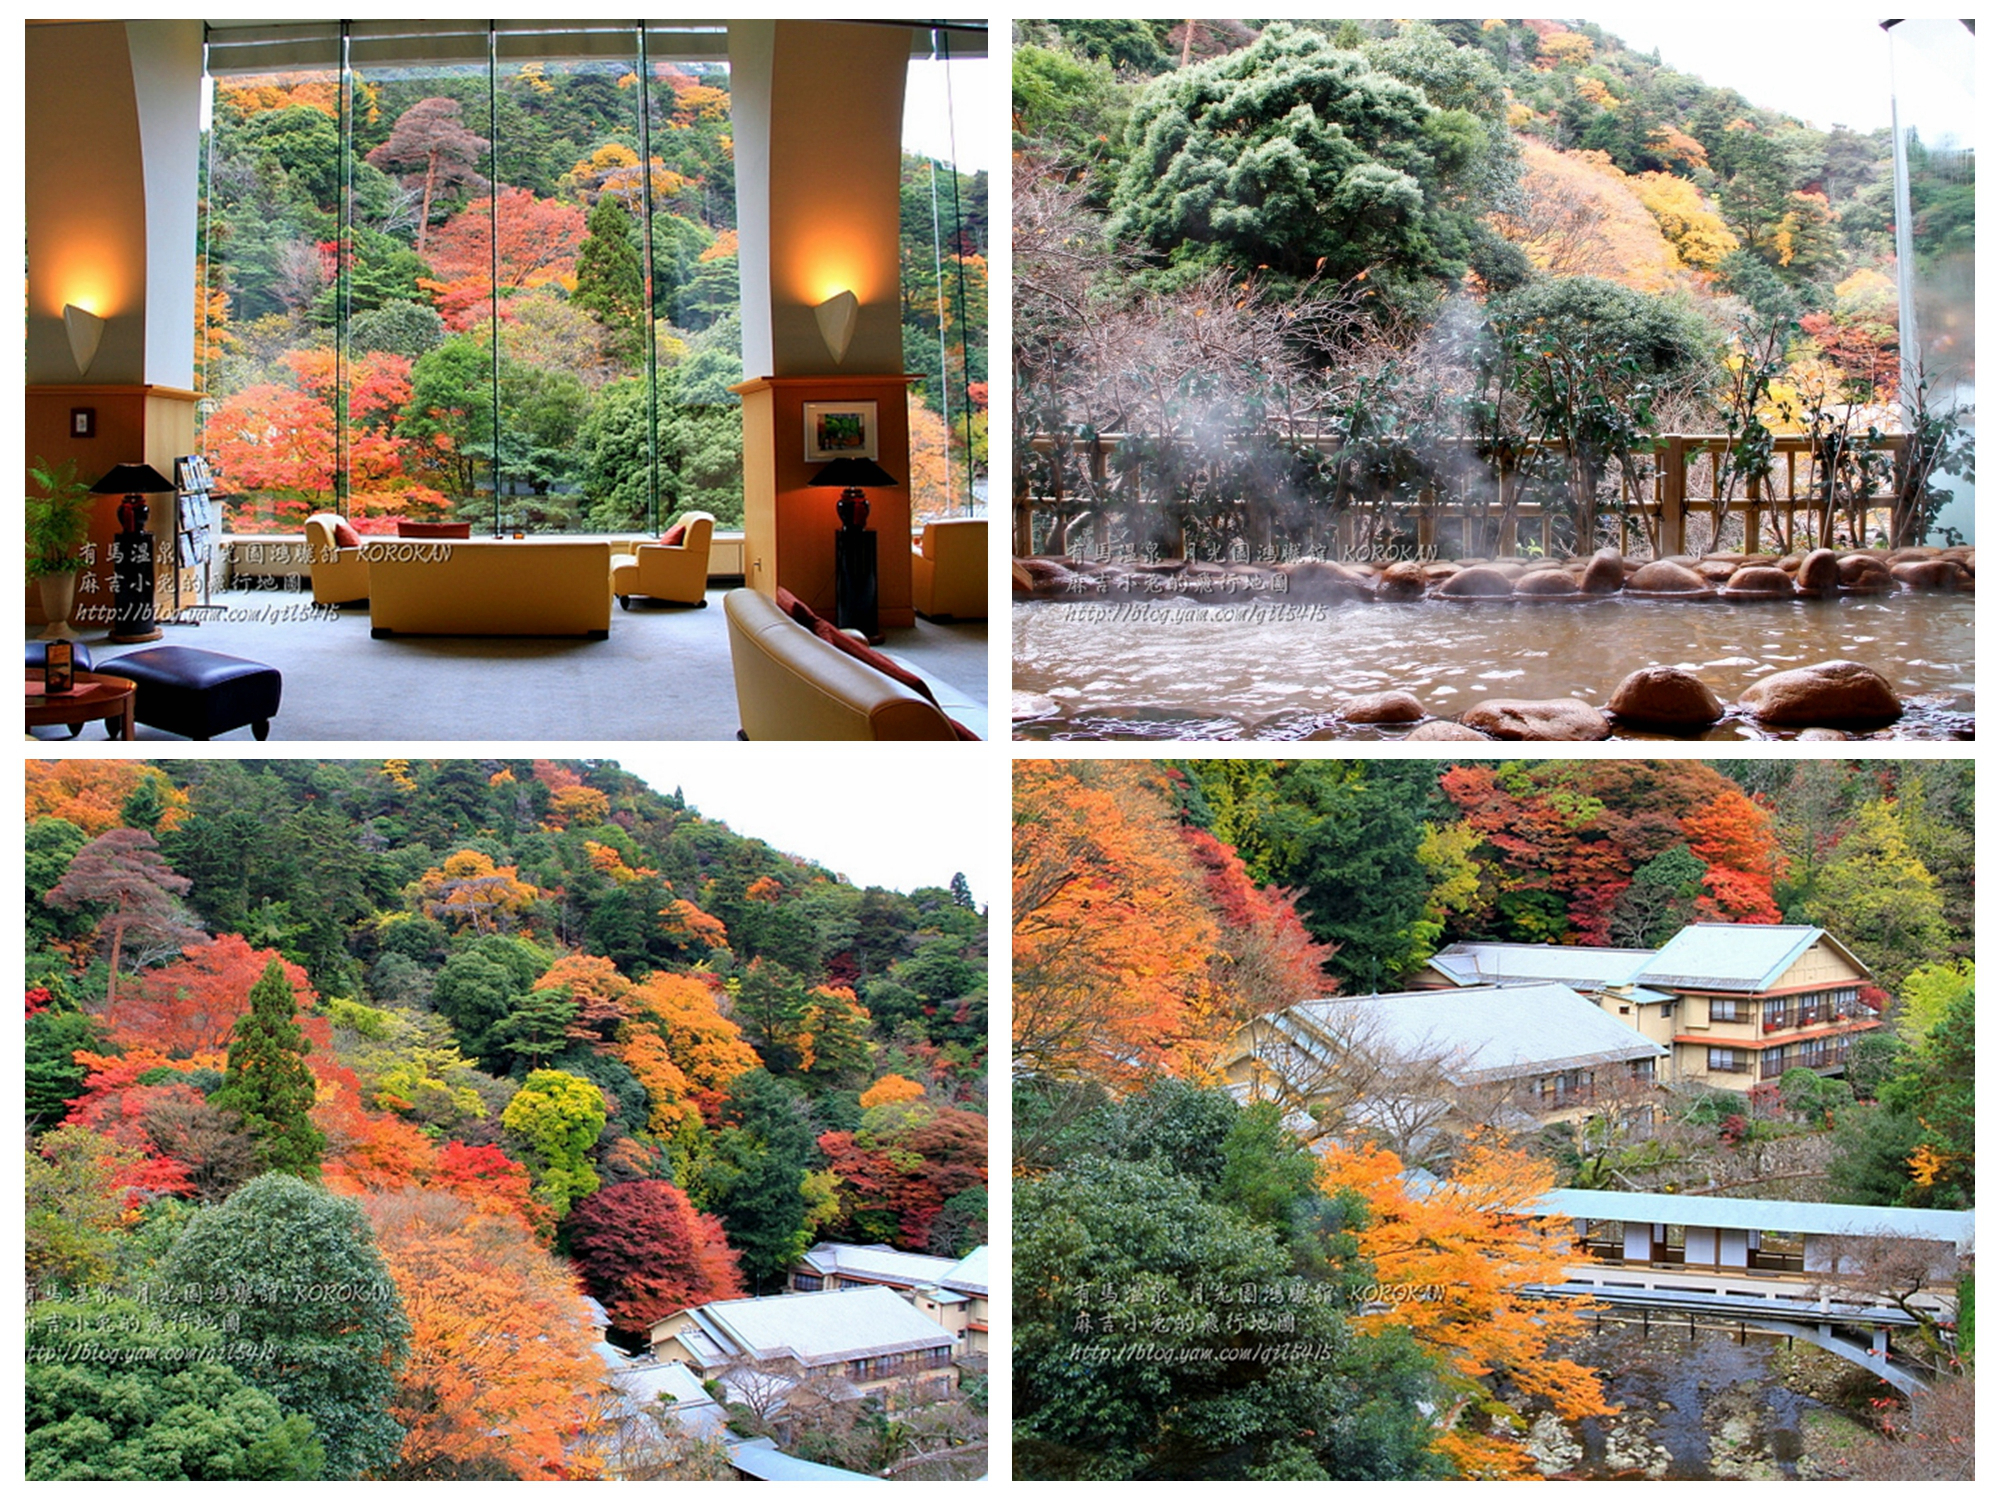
[
  {"left": 213, "top": 958, "right": 325, "bottom": 1178},
  {"left": 572, "top": 194, "right": 647, "bottom": 366}
]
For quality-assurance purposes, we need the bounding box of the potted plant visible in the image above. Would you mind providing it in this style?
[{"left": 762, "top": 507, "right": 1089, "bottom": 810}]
[{"left": 28, "top": 456, "right": 94, "bottom": 639}]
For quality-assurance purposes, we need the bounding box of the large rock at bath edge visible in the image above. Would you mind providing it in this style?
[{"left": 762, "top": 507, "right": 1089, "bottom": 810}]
[
  {"left": 1794, "top": 548, "right": 1841, "bottom": 593},
  {"left": 1626, "top": 560, "right": 1711, "bottom": 595},
  {"left": 1376, "top": 560, "right": 1429, "bottom": 600},
  {"left": 1513, "top": 568, "right": 1580, "bottom": 597},
  {"left": 1405, "top": 719, "right": 1490, "bottom": 740},
  {"left": 1279, "top": 559, "right": 1373, "bottom": 602},
  {"left": 1607, "top": 667, "right": 1724, "bottom": 728},
  {"left": 1580, "top": 549, "right": 1627, "bottom": 593},
  {"left": 1437, "top": 564, "right": 1517, "bottom": 597},
  {"left": 1460, "top": 698, "right": 1613, "bottom": 740},
  {"left": 1891, "top": 559, "right": 1963, "bottom": 590},
  {"left": 1338, "top": 690, "right": 1426, "bottom": 724},
  {"left": 1720, "top": 565, "right": 1795, "bottom": 598},
  {"left": 1837, "top": 554, "right": 1895, "bottom": 590},
  {"left": 1737, "top": 660, "right": 1903, "bottom": 727}
]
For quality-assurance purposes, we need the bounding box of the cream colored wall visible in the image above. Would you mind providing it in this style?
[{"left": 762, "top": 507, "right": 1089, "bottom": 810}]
[
  {"left": 1773, "top": 941, "right": 1868, "bottom": 990},
  {"left": 730, "top": 21, "right": 911, "bottom": 379},
  {"left": 27, "top": 23, "right": 148, "bottom": 384},
  {"left": 26, "top": 20, "right": 202, "bottom": 387}
]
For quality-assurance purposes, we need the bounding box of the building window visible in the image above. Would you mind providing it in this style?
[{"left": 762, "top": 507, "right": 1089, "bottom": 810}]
[
  {"left": 1709, "top": 998, "right": 1742, "bottom": 1023},
  {"left": 1627, "top": 1057, "right": 1655, "bottom": 1084},
  {"left": 1707, "top": 1047, "right": 1746, "bottom": 1074},
  {"left": 794, "top": 1273, "right": 823, "bottom": 1292}
]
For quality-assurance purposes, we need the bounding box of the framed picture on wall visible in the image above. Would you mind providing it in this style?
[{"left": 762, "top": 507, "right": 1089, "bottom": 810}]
[{"left": 804, "top": 401, "right": 877, "bottom": 462}]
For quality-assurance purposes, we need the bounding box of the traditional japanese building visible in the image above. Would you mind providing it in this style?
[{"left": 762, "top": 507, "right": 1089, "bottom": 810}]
[{"left": 1422, "top": 924, "right": 1880, "bottom": 1092}]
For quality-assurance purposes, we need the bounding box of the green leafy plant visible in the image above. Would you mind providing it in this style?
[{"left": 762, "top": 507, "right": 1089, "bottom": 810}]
[{"left": 27, "top": 457, "right": 94, "bottom": 579}]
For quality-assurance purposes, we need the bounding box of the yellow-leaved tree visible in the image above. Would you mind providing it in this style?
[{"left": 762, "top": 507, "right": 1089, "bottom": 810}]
[
  {"left": 1318, "top": 1134, "right": 1613, "bottom": 1478},
  {"left": 1495, "top": 140, "right": 1681, "bottom": 293},
  {"left": 1633, "top": 171, "right": 1740, "bottom": 270}
]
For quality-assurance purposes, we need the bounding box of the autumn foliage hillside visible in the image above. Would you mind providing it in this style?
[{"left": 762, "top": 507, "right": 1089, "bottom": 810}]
[{"left": 26, "top": 758, "right": 988, "bottom": 1480}]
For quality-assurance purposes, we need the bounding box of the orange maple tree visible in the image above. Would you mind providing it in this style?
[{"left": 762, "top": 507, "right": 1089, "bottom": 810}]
[
  {"left": 1682, "top": 788, "right": 1786, "bottom": 924},
  {"left": 532, "top": 951, "right": 632, "bottom": 1045},
  {"left": 858, "top": 1074, "right": 926, "bottom": 1108},
  {"left": 121, "top": 934, "right": 312, "bottom": 1057},
  {"left": 658, "top": 897, "right": 729, "bottom": 951},
  {"left": 615, "top": 971, "right": 761, "bottom": 1132},
  {"left": 414, "top": 850, "right": 540, "bottom": 933},
  {"left": 1013, "top": 761, "right": 1227, "bottom": 1085},
  {"left": 1318, "top": 1135, "right": 1613, "bottom": 1478},
  {"left": 366, "top": 1188, "right": 606, "bottom": 1479},
  {"left": 27, "top": 762, "right": 185, "bottom": 837}
]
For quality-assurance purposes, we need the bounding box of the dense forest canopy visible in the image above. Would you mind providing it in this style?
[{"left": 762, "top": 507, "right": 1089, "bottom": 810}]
[
  {"left": 27, "top": 758, "right": 987, "bottom": 1479},
  {"left": 201, "top": 43, "right": 988, "bottom": 533},
  {"left": 1014, "top": 18, "right": 1972, "bottom": 557}
]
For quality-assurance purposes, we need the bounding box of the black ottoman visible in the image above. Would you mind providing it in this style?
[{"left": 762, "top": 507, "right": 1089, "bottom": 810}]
[
  {"left": 96, "top": 646, "right": 283, "bottom": 740},
  {"left": 26, "top": 641, "right": 95, "bottom": 670}
]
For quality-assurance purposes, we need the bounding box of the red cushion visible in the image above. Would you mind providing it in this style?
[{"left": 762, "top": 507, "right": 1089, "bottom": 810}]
[
  {"left": 811, "top": 620, "right": 939, "bottom": 705},
  {"left": 398, "top": 520, "right": 471, "bottom": 539},
  {"left": 331, "top": 519, "right": 362, "bottom": 550},
  {"left": 775, "top": 586, "right": 820, "bottom": 630},
  {"left": 661, "top": 522, "right": 688, "bottom": 547}
]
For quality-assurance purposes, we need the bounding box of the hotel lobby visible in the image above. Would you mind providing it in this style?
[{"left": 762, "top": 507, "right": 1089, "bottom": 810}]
[{"left": 25, "top": 19, "right": 989, "bottom": 741}]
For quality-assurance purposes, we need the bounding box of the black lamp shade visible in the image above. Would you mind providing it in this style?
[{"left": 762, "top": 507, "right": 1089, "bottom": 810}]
[
  {"left": 809, "top": 457, "right": 898, "bottom": 489},
  {"left": 90, "top": 462, "right": 176, "bottom": 495}
]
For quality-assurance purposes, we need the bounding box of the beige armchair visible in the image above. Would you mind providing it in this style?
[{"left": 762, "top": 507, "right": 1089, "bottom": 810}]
[
  {"left": 304, "top": 513, "right": 369, "bottom": 605},
  {"left": 612, "top": 511, "right": 715, "bottom": 608},
  {"left": 911, "top": 517, "right": 986, "bottom": 620}
]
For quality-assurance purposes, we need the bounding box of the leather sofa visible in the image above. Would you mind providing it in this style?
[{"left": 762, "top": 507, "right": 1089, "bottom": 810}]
[
  {"left": 911, "top": 517, "right": 986, "bottom": 620},
  {"left": 304, "top": 513, "right": 370, "bottom": 605},
  {"left": 723, "top": 588, "right": 984, "bottom": 740},
  {"left": 366, "top": 538, "right": 613, "bottom": 637},
  {"left": 612, "top": 511, "right": 715, "bottom": 607}
]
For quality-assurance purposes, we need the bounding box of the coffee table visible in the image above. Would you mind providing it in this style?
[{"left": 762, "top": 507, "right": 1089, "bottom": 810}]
[{"left": 26, "top": 670, "right": 137, "bottom": 740}]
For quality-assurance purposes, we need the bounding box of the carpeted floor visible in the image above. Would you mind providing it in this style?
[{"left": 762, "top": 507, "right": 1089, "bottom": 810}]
[{"left": 30, "top": 586, "right": 988, "bottom": 742}]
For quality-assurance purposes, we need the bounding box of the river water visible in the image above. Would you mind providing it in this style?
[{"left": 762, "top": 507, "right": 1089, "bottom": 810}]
[
  {"left": 1013, "top": 592, "right": 1975, "bottom": 740},
  {"left": 1527, "top": 1321, "right": 1854, "bottom": 1480}
]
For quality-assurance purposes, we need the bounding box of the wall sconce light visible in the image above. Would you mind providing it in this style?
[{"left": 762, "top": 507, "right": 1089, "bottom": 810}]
[
  {"left": 814, "top": 289, "right": 859, "bottom": 365},
  {"left": 64, "top": 304, "right": 105, "bottom": 376}
]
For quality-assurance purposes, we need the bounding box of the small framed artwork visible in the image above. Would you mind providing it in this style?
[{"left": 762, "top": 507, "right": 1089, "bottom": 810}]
[
  {"left": 70, "top": 407, "right": 95, "bottom": 438},
  {"left": 804, "top": 400, "right": 877, "bottom": 462}
]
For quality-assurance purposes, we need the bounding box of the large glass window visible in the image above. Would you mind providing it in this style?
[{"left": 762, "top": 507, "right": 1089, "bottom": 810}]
[
  {"left": 198, "top": 21, "right": 743, "bottom": 537},
  {"left": 900, "top": 24, "right": 988, "bottom": 524}
]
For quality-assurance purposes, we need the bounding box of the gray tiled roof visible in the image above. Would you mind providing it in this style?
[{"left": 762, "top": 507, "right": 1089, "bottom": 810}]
[
  {"left": 1285, "top": 983, "right": 1666, "bottom": 1085},
  {"left": 1639, "top": 924, "right": 1861, "bottom": 991},
  {"left": 941, "top": 1244, "right": 988, "bottom": 1298},
  {"left": 1540, "top": 1189, "right": 1974, "bottom": 1252},
  {"left": 679, "top": 1286, "right": 955, "bottom": 1370},
  {"left": 1429, "top": 942, "right": 1654, "bottom": 989},
  {"left": 801, "top": 1242, "right": 961, "bottom": 1289}
]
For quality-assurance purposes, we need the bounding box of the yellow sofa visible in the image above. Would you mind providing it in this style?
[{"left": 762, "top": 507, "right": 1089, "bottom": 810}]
[
  {"left": 365, "top": 538, "right": 613, "bottom": 638},
  {"left": 911, "top": 517, "right": 986, "bottom": 620},
  {"left": 723, "top": 588, "right": 984, "bottom": 740},
  {"left": 304, "top": 513, "right": 369, "bottom": 605},
  {"left": 611, "top": 511, "right": 715, "bottom": 607}
]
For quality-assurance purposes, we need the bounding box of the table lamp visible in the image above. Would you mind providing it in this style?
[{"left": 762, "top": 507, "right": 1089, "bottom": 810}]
[
  {"left": 91, "top": 462, "right": 176, "bottom": 533},
  {"left": 810, "top": 456, "right": 898, "bottom": 530}
]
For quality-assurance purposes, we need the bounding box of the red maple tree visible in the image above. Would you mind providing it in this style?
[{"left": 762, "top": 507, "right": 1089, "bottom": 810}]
[{"left": 564, "top": 1179, "right": 743, "bottom": 1335}]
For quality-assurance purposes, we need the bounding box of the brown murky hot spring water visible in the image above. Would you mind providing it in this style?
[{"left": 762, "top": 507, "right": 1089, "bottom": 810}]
[{"left": 1012, "top": 592, "right": 1974, "bottom": 740}]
